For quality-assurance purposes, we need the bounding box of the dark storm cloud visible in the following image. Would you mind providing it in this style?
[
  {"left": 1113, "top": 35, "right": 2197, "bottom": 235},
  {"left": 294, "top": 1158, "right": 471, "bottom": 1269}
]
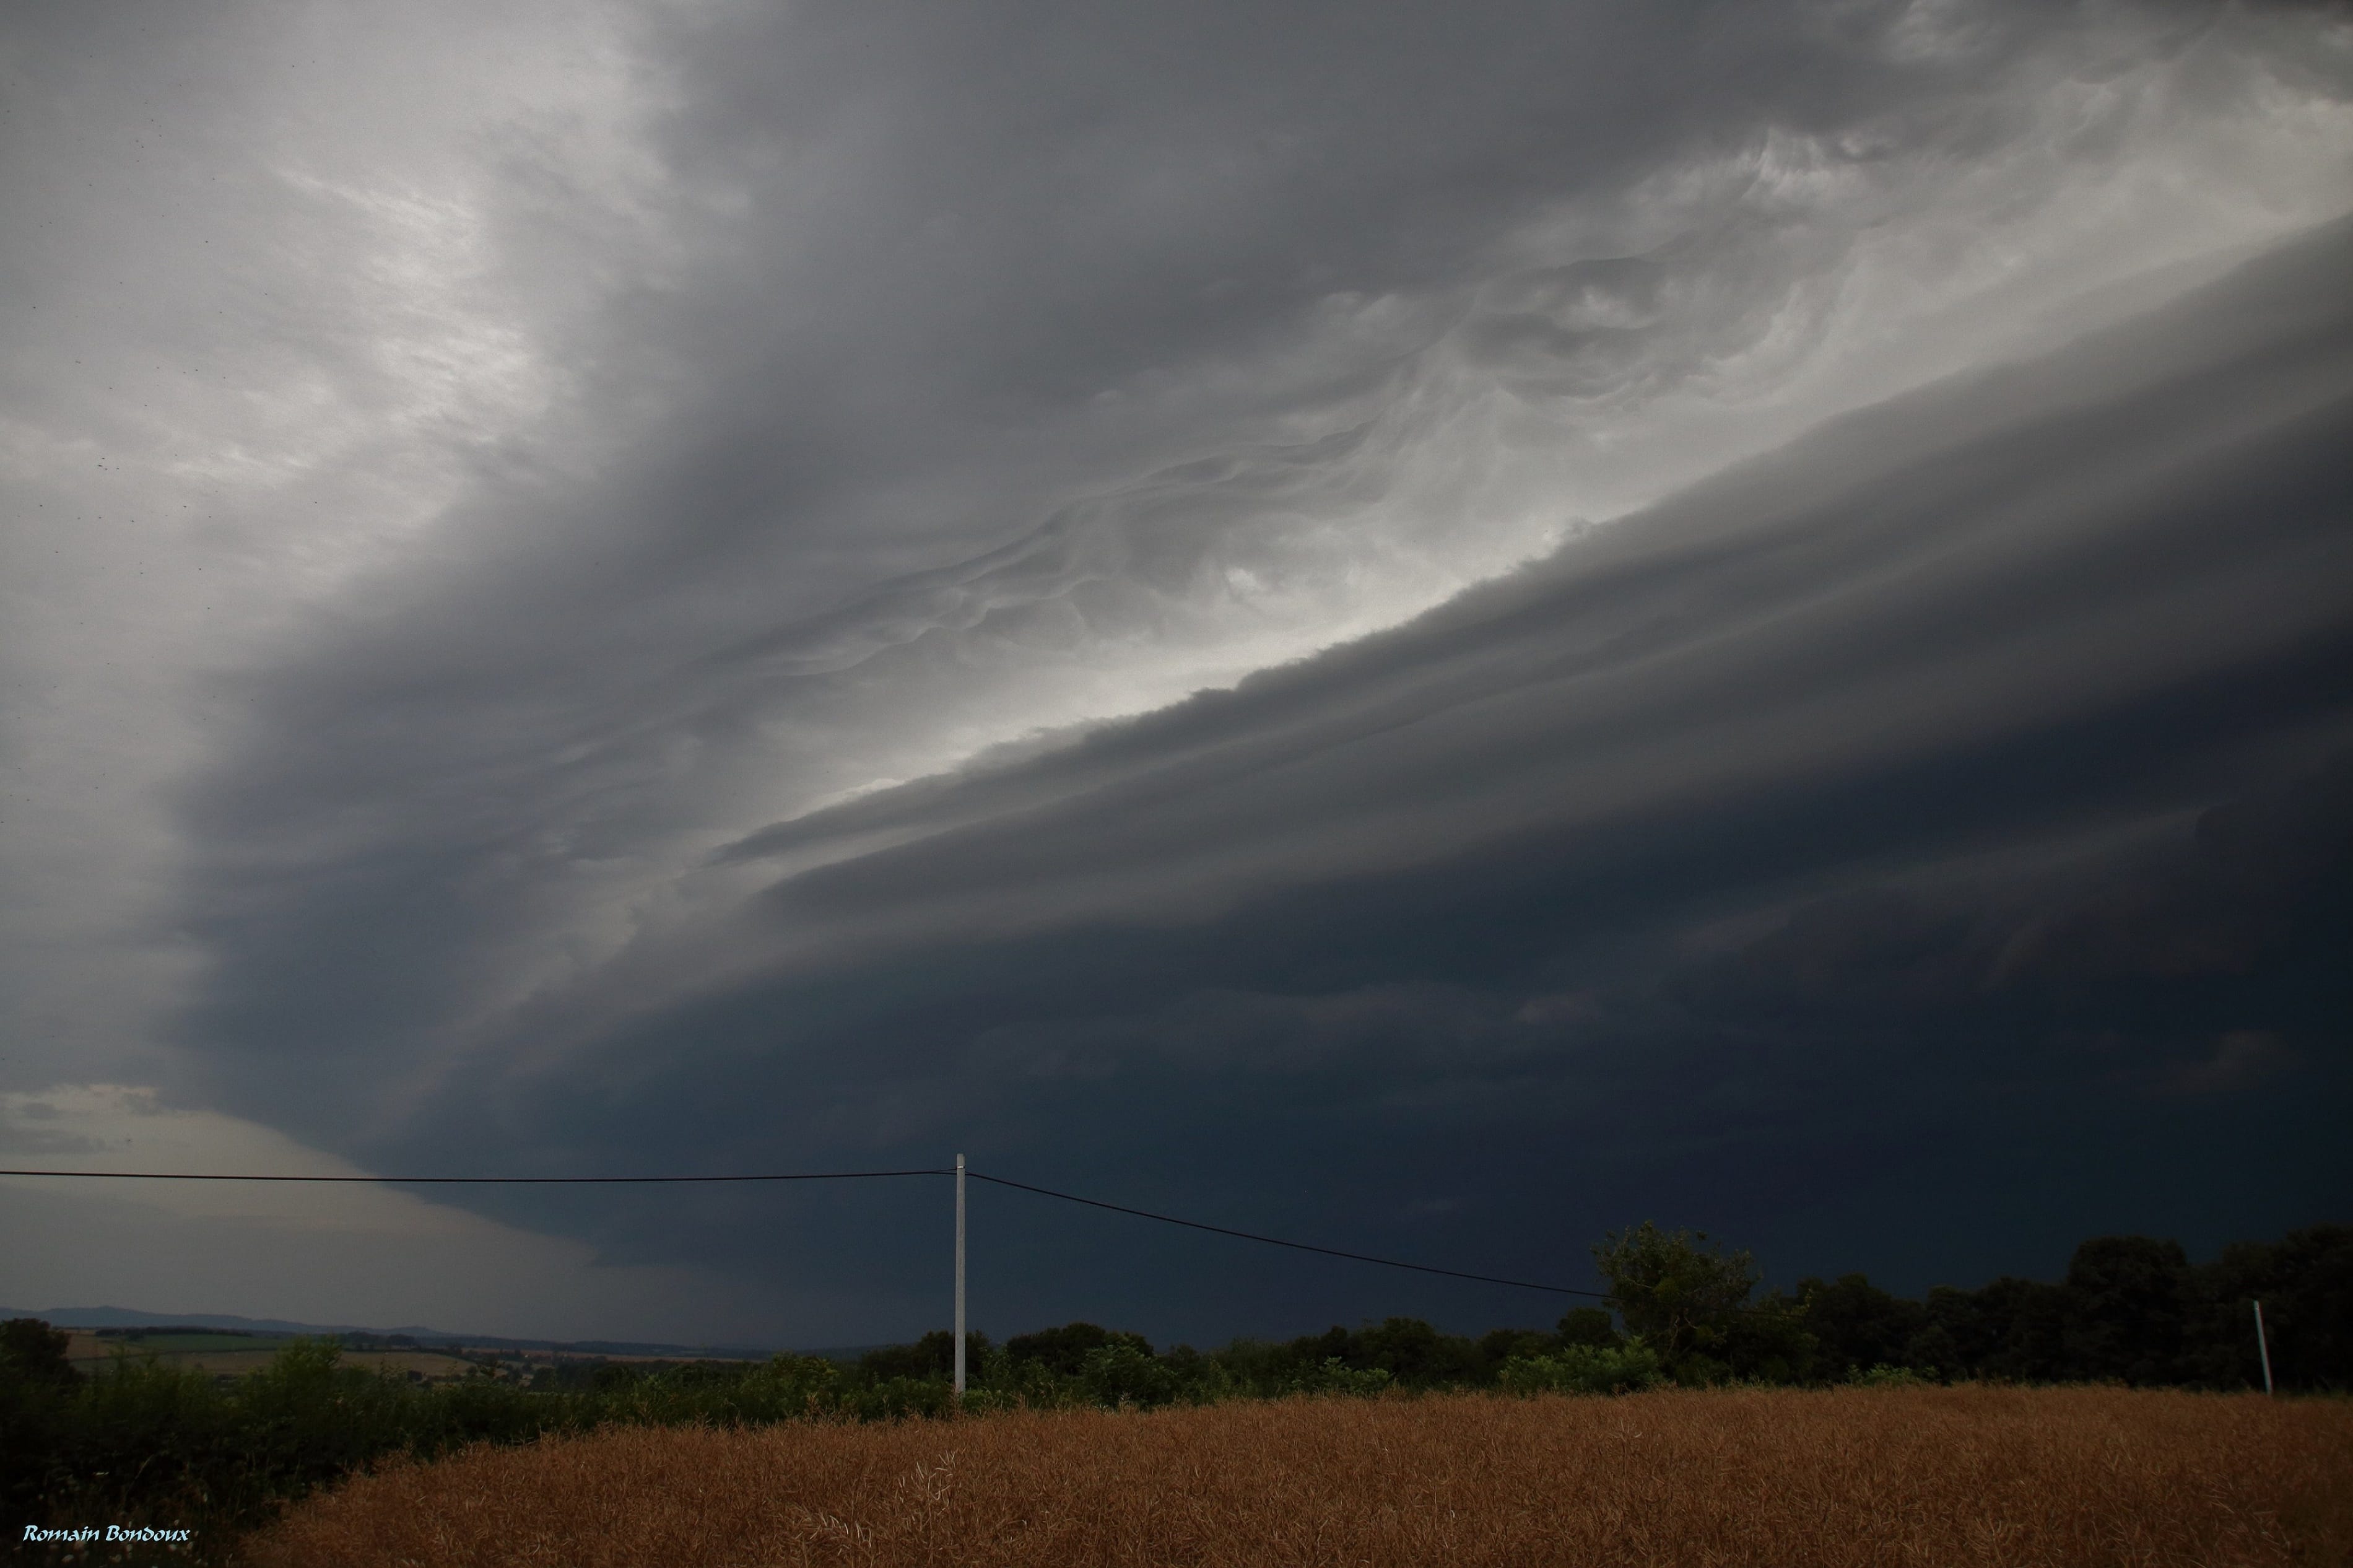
[
  {"left": 709, "top": 221, "right": 2353, "bottom": 952},
  {"left": 65, "top": 0, "right": 2342, "bottom": 1339},
  {"left": 203, "top": 218, "right": 2353, "bottom": 1341},
  {"left": 191, "top": 0, "right": 2091, "bottom": 667},
  {"left": 163, "top": 0, "right": 2250, "bottom": 1119}
]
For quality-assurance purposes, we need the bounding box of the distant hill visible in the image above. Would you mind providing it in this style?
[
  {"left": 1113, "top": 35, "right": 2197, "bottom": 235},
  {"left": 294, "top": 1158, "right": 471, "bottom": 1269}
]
[
  {"left": 0, "top": 1304, "right": 785, "bottom": 1360},
  {"left": 2, "top": 1304, "right": 389, "bottom": 1335}
]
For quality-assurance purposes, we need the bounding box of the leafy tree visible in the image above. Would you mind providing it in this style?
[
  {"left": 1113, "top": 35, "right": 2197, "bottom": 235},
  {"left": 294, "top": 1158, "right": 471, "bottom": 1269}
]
[
  {"left": 1, "top": 1319, "right": 83, "bottom": 1523},
  {"left": 1902, "top": 1286, "right": 1980, "bottom": 1379},
  {"left": 1151, "top": 1343, "right": 1231, "bottom": 1404},
  {"left": 2190, "top": 1222, "right": 2353, "bottom": 1390},
  {"left": 1798, "top": 1274, "right": 1929, "bottom": 1380},
  {"left": 1555, "top": 1307, "right": 1620, "bottom": 1349},
  {"left": 1080, "top": 1341, "right": 1180, "bottom": 1407},
  {"left": 1954, "top": 1275, "right": 2072, "bottom": 1381},
  {"left": 1593, "top": 1221, "right": 1760, "bottom": 1383},
  {"left": 859, "top": 1329, "right": 993, "bottom": 1381},
  {"left": 1003, "top": 1322, "right": 1146, "bottom": 1377},
  {"left": 1720, "top": 1290, "right": 1816, "bottom": 1385},
  {"left": 2064, "top": 1236, "right": 2192, "bottom": 1386},
  {"left": 1, "top": 1318, "right": 79, "bottom": 1385},
  {"left": 1354, "top": 1318, "right": 1481, "bottom": 1388},
  {"left": 1478, "top": 1328, "right": 1558, "bottom": 1372}
]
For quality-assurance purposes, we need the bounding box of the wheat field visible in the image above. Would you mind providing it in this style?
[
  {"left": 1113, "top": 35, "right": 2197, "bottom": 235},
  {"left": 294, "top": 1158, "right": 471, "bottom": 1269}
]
[{"left": 241, "top": 1385, "right": 2353, "bottom": 1567}]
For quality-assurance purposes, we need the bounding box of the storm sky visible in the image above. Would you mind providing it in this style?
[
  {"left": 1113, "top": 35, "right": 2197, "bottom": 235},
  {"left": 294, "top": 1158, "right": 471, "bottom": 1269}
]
[{"left": 2, "top": 0, "right": 2349, "bottom": 1347}]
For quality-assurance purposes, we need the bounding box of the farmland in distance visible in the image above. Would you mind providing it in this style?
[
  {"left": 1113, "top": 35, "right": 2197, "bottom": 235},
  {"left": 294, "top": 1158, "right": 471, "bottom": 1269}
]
[
  {"left": 54, "top": 1326, "right": 772, "bottom": 1387},
  {"left": 61, "top": 1329, "right": 481, "bottom": 1385}
]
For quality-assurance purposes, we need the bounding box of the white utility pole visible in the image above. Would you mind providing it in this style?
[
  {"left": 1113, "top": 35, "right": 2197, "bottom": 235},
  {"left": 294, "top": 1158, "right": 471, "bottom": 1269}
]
[
  {"left": 2253, "top": 1299, "right": 2274, "bottom": 1396},
  {"left": 953, "top": 1152, "right": 967, "bottom": 1398}
]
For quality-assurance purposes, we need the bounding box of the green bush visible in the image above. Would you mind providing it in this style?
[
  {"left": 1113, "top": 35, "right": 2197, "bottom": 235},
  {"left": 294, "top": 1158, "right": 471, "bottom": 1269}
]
[
  {"left": 1285, "top": 1357, "right": 1394, "bottom": 1397},
  {"left": 1850, "top": 1363, "right": 1929, "bottom": 1388},
  {"left": 1497, "top": 1339, "right": 1664, "bottom": 1396},
  {"left": 1080, "top": 1341, "right": 1181, "bottom": 1408}
]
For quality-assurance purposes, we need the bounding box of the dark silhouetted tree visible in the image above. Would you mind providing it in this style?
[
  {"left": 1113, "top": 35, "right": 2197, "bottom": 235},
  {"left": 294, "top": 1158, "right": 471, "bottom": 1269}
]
[
  {"left": 1002, "top": 1323, "right": 1146, "bottom": 1377},
  {"left": 2064, "top": 1236, "right": 2192, "bottom": 1386},
  {"left": 1798, "top": 1274, "right": 1929, "bottom": 1379},
  {"left": 0, "top": 1319, "right": 78, "bottom": 1386},
  {"left": 1354, "top": 1318, "right": 1481, "bottom": 1387},
  {"left": 2191, "top": 1223, "right": 2353, "bottom": 1390},
  {"left": 1556, "top": 1307, "right": 1620, "bottom": 1348},
  {"left": 1593, "top": 1222, "right": 1759, "bottom": 1383},
  {"left": 860, "top": 1330, "right": 994, "bottom": 1382}
]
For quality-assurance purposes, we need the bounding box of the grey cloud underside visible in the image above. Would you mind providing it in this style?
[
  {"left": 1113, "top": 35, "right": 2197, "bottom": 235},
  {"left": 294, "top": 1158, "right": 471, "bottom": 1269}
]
[
  {"left": 169, "top": 219, "right": 2353, "bottom": 1336},
  {"left": 159, "top": 0, "right": 2271, "bottom": 816},
  {"left": 134, "top": 3, "right": 2353, "bottom": 1338},
  {"left": 716, "top": 222, "right": 2353, "bottom": 947},
  {"left": 615, "top": 0, "right": 2283, "bottom": 687},
  {"left": 154, "top": 0, "right": 2193, "bottom": 1110}
]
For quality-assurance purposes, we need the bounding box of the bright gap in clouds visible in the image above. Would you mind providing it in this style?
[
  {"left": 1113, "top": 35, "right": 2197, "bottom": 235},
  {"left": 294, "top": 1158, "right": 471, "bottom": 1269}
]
[
  {"left": 588, "top": 17, "right": 2353, "bottom": 1050},
  {"left": 701, "top": 20, "right": 2353, "bottom": 832}
]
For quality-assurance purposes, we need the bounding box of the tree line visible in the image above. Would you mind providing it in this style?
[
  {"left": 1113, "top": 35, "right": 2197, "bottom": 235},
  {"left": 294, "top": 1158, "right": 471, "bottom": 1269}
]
[{"left": 850, "top": 1220, "right": 2347, "bottom": 1397}]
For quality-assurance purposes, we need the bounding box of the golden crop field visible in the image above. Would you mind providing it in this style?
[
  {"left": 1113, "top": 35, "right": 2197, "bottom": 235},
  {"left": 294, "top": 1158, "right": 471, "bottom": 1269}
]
[{"left": 243, "top": 1385, "right": 2353, "bottom": 1568}]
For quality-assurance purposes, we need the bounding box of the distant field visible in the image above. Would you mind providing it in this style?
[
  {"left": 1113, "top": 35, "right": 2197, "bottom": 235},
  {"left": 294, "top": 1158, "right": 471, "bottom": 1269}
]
[
  {"left": 64, "top": 1330, "right": 294, "bottom": 1362},
  {"left": 246, "top": 1385, "right": 2353, "bottom": 1567},
  {"left": 61, "top": 1330, "right": 112, "bottom": 1365},
  {"left": 60, "top": 1331, "right": 476, "bottom": 1382},
  {"left": 97, "top": 1332, "right": 268, "bottom": 1352},
  {"left": 161, "top": 1348, "right": 481, "bottom": 1379}
]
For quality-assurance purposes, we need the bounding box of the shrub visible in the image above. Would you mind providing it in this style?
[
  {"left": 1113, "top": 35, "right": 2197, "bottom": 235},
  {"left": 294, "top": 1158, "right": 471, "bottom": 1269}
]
[
  {"left": 1286, "top": 1357, "right": 1394, "bottom": 1397},
  {"left": 1850, "top": 1363, "right": 1929, "bottom": 1388},
  {"left": 1074, "top": 1342, "right": 1175, "bottom": 1407},
  {"left": 1497, "top": 1339, "right": 1664, "bottom": 1396}
]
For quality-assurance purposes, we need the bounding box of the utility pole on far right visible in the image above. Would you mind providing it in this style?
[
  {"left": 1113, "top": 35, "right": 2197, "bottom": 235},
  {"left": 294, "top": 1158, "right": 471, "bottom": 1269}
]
[{"left": 2253, "top": 1299, "right": 2275, "bottom": 1396}]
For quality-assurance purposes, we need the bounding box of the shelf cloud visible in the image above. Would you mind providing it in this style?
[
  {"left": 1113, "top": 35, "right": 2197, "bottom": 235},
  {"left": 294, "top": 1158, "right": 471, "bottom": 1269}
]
[{"left": 4, "top": 0, "right": 2349, "bottom": 1342}]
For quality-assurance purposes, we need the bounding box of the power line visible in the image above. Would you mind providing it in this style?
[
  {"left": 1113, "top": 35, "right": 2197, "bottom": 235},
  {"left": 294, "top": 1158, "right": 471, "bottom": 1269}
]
[
  {"left": 966, "top": 1171, "right": 1604, "bottom": 1298},
  {"left": 0, "top": 1162, "right": 1604, "bottom": 1298},
  {"left": 0, "top": 1167, "right": 950, "bottom": 1184}
]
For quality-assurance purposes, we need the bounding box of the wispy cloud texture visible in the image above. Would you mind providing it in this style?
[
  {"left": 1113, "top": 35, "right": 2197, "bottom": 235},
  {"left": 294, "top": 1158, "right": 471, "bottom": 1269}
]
[{"left": 2, "top": 0, "right": 2348, "bottom": 1341}]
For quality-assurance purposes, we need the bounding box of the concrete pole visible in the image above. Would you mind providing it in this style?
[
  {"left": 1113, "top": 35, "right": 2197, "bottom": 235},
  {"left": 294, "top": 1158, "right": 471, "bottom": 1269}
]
[
  {"left": 954, "top": 1153, "right": 967, "bottom": 1398},
  {"left": 2253, "top": 1299, "right": 2274, "bottom": 1396}
]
